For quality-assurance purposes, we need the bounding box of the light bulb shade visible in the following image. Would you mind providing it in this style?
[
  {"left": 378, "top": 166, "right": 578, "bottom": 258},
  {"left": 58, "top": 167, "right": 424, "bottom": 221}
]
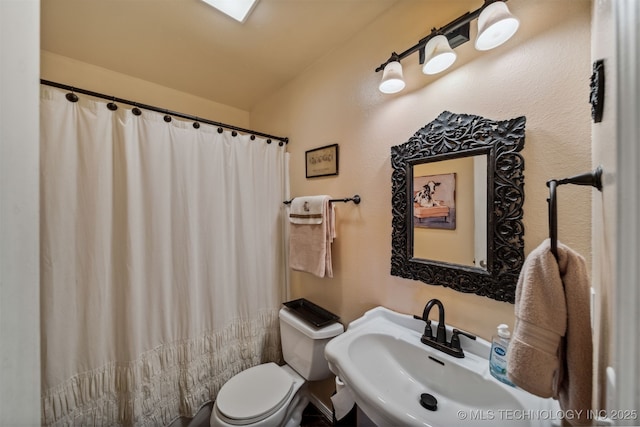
[
  {"left": 379, "top": 61, "right": 406, "bottom": 94},
  {"left": 422, "top": 35, "right": 457, "bottom": 75},
  {"left": 475, "top": 1, "right": 520, "bottom": 51}
]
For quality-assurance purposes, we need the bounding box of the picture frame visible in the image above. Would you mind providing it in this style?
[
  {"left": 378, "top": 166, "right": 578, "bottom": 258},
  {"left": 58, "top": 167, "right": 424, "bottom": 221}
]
[
  {"left": 413, "top": 172, "right": 456, "bottom": 230},
  {"left": 305, "top": 144, "right": 339, "bottom": 178}
]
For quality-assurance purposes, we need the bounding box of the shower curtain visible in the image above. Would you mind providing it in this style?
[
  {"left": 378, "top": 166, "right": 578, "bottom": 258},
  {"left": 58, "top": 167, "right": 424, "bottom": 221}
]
[{"left": 40, "top": 86, "right": 288, "bottom": 426}]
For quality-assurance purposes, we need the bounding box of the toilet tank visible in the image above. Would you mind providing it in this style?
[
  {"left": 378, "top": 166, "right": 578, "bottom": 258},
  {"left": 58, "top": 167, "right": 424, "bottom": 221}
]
[{"left": 279, "top": 307, "right": 344, "bottom": 381}]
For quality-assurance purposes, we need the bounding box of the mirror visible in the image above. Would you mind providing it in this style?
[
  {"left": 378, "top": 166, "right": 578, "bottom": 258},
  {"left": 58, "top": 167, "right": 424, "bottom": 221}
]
[
  {"left": 391, "top": 111, "right": 526, "bottom": 303},
  {"left": 412, "top": 154, "right": 487, "bottom": 269}
]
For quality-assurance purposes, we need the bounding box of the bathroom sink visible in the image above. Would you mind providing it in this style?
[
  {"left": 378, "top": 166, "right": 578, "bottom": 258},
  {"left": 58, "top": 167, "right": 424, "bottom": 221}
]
[{"left": 325, "top": 307, "right": 559, "bottom": 427}]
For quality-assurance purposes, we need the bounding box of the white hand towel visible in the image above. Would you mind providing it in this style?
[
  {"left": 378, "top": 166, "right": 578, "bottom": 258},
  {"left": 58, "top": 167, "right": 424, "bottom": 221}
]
[{"left": 289, "top": 196, "right": 327, "bottom": 224}]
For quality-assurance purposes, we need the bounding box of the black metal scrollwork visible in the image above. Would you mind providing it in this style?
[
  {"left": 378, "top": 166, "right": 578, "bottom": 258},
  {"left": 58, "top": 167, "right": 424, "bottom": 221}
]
[
  {"left": 590, "top": 59, "right": 605, "bottom": 123},
  {"left": 391, "top": 111, "right": 526, "bottom": 303}
]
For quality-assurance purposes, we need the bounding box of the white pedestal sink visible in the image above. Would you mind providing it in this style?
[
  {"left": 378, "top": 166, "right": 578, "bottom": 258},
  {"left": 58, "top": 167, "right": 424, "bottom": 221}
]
[{"left": 325, "top": 306, "right": 560, "bottom": 427}]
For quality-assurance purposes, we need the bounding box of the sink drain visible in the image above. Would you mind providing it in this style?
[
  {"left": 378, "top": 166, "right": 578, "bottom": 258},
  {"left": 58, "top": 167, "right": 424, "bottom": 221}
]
[{"left": 419, "top": 393, "right": 438, "bottom": 411}]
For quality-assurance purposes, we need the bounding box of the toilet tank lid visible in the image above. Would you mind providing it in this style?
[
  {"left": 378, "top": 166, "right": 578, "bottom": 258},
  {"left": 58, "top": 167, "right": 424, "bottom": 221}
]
[
  {"left": 280, "top": 307, "right": 344, "bottom": 339},
  {"left": 283, "top": 298, "right": 340, "bottom": 327}
]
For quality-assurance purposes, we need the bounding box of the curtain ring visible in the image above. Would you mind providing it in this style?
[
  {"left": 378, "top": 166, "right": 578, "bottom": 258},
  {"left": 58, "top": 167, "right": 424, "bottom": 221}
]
[
  {"left": 231, "top": 131, "right": 238, "bottom": 137},
  {"left": 65, "top": 89, "right": 79, "bottom": 103},
  {"left": 193, "top": 118, "right": 200, "bottom": 129},
  {"left": 107, "top": 97, "right": 118, "bottom": 111},
  {"left": 132, "top": 103, "right": 142, "bottom": 116}
]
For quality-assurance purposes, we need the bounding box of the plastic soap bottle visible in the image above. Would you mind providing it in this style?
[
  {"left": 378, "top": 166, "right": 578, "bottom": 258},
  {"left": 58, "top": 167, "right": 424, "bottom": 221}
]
[{"left": 490, "top": 324, "right": 515, "bottom": 386}]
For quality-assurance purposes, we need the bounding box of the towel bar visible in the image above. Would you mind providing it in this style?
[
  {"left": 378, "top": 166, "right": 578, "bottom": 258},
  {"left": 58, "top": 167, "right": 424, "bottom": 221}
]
[
  {"left": 283, "top": 194, "right": 361, "bottom": 205},
  {"left": 546, "top": 166, "right": 603, "bottom": 259}
]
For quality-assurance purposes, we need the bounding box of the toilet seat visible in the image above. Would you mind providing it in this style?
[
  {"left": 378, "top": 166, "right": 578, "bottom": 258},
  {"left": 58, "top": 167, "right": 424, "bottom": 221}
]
[{"left": 216, "top": 362, "right": 294, "bottom": 425}]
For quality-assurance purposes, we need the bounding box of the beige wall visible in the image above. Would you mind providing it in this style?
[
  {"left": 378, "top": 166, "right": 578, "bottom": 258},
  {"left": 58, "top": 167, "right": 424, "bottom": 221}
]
[
  {"left": 250, "top": 0, "right": 593, "bottom": 407},
  {"left": 41, "top": 51, "right": 251, "bottom": 129},
  {"left": 252, "top": 0, "right": 593, "bottom": 341}
]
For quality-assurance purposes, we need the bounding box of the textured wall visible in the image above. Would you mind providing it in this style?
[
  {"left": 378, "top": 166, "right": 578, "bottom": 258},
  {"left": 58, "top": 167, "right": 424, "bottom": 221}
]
[
  {"left": 251, "top": 0, "right": 593, "bottom": 340},
  {"left": 41, "top": 51, "right": 251, "bottom": 128}
]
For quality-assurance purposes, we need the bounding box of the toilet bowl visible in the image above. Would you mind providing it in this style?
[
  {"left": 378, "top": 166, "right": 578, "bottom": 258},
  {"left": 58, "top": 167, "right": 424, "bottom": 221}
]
[{"left": 210, "top": 305, "right": 343, "bottom": 427}]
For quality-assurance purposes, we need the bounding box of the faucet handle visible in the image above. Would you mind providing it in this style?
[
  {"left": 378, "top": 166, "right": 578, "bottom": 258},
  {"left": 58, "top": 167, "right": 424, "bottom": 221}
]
[
  {"left": 413, "top": 315, "right": 433, "bottom": 340},
  {"left": 451, "top": 329, "right": 477, "bottom": 351}
]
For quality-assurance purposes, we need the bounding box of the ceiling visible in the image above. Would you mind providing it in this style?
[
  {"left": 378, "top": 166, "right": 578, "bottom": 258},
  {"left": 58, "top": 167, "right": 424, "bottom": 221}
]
[{"left": 41, "top": 0, "right": 399, "bottom": 111}]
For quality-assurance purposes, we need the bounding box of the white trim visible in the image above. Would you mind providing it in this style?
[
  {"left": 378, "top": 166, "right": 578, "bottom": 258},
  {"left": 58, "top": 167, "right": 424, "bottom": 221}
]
[
  {"left": 284, "top": 153, "right": 291, "bottom": 302},
  {"left": 0, "top": 0, "right": 41, "bottom": 424},
  {"left": 614, "top": 0, "right": 640, "bottom": 420}
]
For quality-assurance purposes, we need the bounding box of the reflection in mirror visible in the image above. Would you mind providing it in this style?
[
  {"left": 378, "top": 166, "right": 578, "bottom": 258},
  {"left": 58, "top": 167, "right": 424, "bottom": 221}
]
[
  {"left": 473, "top": 155, "right": 488, "bottom": 269},
  {"left": 412, "top": 155, "right": 487, "bottom": 269},
  {"left": 391, "top": 111, "right": 526, "bottom": 303}
]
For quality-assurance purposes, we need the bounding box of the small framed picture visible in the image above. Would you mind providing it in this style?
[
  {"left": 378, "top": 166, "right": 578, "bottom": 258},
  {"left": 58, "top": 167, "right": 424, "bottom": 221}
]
[
  {"left": 413, "top": 172, "right": 456, "bottom": 230},
  {"left": 305, "top": 144, "right": 339, "bottom": 178}
]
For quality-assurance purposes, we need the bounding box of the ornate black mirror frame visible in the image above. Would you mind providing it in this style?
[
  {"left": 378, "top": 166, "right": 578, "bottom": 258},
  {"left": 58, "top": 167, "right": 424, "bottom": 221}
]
[{"left": 390, "top": 111, "right": 526, "bottom": 303}]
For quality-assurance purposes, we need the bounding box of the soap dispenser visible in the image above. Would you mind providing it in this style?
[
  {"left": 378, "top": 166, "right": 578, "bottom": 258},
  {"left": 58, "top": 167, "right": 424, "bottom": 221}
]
[{"left": 490, "top": 324, "right": 515, "bottom": 386}]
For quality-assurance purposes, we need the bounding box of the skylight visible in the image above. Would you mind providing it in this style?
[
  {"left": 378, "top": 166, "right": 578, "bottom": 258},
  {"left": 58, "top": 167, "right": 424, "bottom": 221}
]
[{"left": 200, "top": 0, "right": 259, "bottom": 23}]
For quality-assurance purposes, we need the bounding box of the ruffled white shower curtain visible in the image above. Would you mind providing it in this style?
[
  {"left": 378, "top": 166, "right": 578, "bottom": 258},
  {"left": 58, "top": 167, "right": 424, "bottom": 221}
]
[{"left": 40, "top": 86, "right": 288, "bottom": 426}]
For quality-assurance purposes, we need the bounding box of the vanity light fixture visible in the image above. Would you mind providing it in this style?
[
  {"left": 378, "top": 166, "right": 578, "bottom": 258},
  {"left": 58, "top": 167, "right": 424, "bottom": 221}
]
[
  {"left": 376, "top": 0, "right": 519, "bottom": 93},
  {"left": 379, "top": 54, "right": 406, "bottom": 94},
  {"left": 475, "top": 1, "right": 520, "bottom": 50},
  {"left": 422, "top": 35, "right": 457, "bottom": 75}
]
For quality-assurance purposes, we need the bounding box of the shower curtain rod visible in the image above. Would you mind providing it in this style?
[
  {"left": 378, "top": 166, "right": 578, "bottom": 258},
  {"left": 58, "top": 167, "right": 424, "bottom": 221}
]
[{"left": 40, "top": 79, "right": 289, "bottom": 145}]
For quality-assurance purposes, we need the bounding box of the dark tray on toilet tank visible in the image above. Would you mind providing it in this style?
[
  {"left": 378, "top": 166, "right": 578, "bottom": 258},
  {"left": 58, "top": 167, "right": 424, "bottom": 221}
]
[{"left": 283, "top": 298, "right": 340, "bottom": 328}]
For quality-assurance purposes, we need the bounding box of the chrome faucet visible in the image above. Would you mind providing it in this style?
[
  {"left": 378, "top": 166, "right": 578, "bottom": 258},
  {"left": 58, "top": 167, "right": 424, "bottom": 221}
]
[{"left": 413, "top": 298, "right": 476, "bottom": 358}]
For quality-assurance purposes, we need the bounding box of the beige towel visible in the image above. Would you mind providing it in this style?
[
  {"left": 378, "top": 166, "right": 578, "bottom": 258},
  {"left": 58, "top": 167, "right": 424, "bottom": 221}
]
[
  {"left": 507, "top": 239, "right": 592, "bottom": 426},
  {"left": 289, "top": 196, "right": 336, "bottom": 277}
]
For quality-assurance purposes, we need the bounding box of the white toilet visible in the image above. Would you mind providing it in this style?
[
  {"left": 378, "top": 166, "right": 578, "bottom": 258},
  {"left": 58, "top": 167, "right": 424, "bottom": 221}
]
[{"left": 210, "top": 306, "right": 344, "bottom": 427}]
